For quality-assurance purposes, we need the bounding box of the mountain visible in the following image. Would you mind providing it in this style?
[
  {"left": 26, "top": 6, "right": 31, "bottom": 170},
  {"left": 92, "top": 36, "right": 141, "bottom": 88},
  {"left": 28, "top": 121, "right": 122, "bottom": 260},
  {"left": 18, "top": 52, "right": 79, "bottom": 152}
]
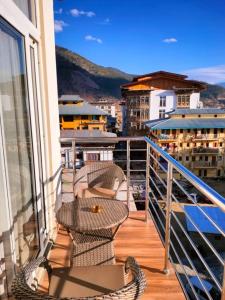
[
  {"left": 218, "top": 82, "right": 225, "bottom": 88},
  {"left": 55, "top": 46, "right": 225, "bottom": 105},
  {"left": 56, "top": 46, "right": 133, "bottom": 101},
  {"left": 200, "top": 84, "right": 225, "bottom": 107}
]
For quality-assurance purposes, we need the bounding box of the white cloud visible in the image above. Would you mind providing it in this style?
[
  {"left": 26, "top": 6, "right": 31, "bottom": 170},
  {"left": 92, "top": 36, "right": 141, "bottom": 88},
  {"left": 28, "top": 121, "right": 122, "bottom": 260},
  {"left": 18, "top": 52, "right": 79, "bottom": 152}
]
[
  {"left": 184, "top": 65, "right": 225, "bottom": 84},
  {"left": 55, "top": 8, "right": 63, "bottom": 14},
  {"left": 163, "top": 38, "right": 177, "bottom": 43},
  {"left": 85, "top": 35, "right": 102, "bottom": 44},
  {"left": 70, "top": 8, "right": 95, "bottom": 18},
  {"left": 54, "top": 20, "right": 68, "bottom": 33},
  {"left": 101, "top": 18, "right": 110, "bottom": 25}
]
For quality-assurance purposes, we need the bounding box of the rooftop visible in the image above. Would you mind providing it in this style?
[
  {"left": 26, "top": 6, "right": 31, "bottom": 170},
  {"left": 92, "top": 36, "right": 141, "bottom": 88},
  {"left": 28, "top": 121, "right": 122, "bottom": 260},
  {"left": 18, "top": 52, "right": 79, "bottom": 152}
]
[
  {"left": 59, "top": 94, "right": 83, "bottom": 102},
  {"left": 145, "top": 118, "right": 225, "bottom": 130},
  {"left": 59, "top": 103, "right": 108, "bottom": 116},
  {"left": 168, "top": 108, "right": 225, "bottom": 115},
  {"left": 60, "top": 129, "right": 117, "bottom": 139}
]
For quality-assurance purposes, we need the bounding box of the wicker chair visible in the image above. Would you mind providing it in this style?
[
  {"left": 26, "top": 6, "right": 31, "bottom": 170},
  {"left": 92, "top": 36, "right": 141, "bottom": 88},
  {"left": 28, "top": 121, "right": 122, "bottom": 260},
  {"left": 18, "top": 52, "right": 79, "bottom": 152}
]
[
  {"left": 69, "top": 229, "right": 115, "bottom": 266},
  {"left": 74, "top": 162, "right": 125, "bottom": 199},
  {"left": 11, "top": 256, "right": 146, "bottom": 300}
]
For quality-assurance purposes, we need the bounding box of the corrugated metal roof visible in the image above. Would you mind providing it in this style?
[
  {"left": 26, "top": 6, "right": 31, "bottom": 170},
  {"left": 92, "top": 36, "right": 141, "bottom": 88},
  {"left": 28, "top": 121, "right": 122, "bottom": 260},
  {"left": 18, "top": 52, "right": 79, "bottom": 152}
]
[
  {"left": 59, "top": 95, "right": 83, "bottom": 102},
  {"left": 168, "top": 108, "right": 225, "bottom": 115},
  {"left": 60, "top": 130, "right": 117, "bottom": 138},
  {"left": 59, "top": 103, "right": 108, "bottom": 116},
  {"left": 146, "top": 118, "right": 225, "bottom": 129},
  {"left": 145, "top": 118, "right": 225, "bottom": 130}
]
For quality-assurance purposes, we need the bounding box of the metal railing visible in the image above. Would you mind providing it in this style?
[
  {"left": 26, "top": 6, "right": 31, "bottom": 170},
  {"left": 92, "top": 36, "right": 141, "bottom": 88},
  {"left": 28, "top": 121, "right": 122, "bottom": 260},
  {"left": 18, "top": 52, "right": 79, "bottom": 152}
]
[
  {"left": 60, "top": 135, "right": 225, "bottom": 300},
  {"left": 60, "top": 136, "right": 148, "bottom": 213},
  {"left": 145, "top": 136, "right": 225, "bottom": 300}
]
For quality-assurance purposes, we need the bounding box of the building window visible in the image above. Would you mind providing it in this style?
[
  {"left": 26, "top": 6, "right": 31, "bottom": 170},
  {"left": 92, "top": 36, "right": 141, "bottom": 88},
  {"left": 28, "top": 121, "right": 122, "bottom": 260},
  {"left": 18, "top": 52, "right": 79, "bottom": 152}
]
[
  {"left": 214, "top": 114, "right": 217, "bottom": 118},
  {"left": 220, "top": 128, "right": 224, "bottom": 133},
  {"left": 159, "top": 96, "right": 166, "bottom": 107},
  {"left": 182, "top": 115, "right": 185, "bottom": 118},
  {"left": 159, "top": 109, "right": 166, "bottom": 119},
  {"left": 180, "top": 143, "right": 183, "bottom": 147},
  {"left": 177, "top": 94, "right": 190, "bottom": 108},
  {"left": 186, "top": 156, "right": 189, "bottom": 161},
  {"left": 192, "top": 156, "right": 195, "bottom": 161},
  {"left": 81, "top": 115, "right": 89, "bottom": 120},
  {"left": 205, "top": 156, "right": 208, "bottom": 161},
  {"left": 198, "top": 115, "right": 201, "bottom": 118},
  {"left": 92, "top": 115, "right": 100, "bottom": 120},
  {"left": 217, "top": 170, "right": 221, "bottom": 177},
  {"left": 187, "top": 143, "right": 190, "bottom": 147},
  {"left": 13, "top": 0, "right": 36, "bottom": 25},
  {"left": 204, "top": 170, "right": 207, "bottom": 177},
  {"left": 180, "top": 129, "right": 183, "bottom": 133},
  {"left": 179, "top": 156, "right": 182, "bottom": 161},
  {"left": 220, "top": 142, "right": 223, "bottom": 147},
  {"left": 63, "top": 115, "right": 74, "bottom": 122},
  {"left": 0, "top": 18, "right": 39, "bottom": 265}
]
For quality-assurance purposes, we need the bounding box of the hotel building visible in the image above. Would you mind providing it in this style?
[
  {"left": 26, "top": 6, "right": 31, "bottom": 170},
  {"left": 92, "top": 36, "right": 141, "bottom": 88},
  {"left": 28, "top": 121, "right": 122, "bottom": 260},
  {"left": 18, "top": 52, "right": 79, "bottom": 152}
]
[
  {"left": 146, "top": 108, "right": 225, "bottom": 178},
  {"left": 121, "top": 71, "right": 206, "bottom": 135}
]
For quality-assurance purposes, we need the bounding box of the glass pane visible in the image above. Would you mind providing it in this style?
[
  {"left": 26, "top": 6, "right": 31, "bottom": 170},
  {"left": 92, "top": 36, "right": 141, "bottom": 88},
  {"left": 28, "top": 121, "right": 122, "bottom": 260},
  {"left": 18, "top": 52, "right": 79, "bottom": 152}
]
[
  {"left": 13, "top": 0, "right": 36, "bottom": 25},
  {"left": 30, "top": 45, "right": 46, "bottom": 233},
  {"left": 0, "top": 18, "right": 39, "bottom": 266}
]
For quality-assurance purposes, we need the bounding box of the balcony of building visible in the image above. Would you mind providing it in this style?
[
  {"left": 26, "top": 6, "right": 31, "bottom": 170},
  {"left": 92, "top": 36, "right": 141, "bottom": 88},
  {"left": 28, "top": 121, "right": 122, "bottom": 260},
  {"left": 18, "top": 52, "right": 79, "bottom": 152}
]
[
  {"left": 192, "top": 147, "right": 220, "bottom": 155},
  {"left": 192, "top": 161, "right": 218, "bottom": 168},
  {"left": 54, "top": 136, "right": 225, "bottom": 300}
]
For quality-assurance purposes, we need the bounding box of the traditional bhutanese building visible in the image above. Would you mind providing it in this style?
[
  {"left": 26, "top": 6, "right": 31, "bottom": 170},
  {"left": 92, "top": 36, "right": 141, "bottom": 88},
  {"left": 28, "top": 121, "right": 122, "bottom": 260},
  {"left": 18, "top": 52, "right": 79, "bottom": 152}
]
[
  {"left": 59, "top": 95, "right": 108, "bottom": 131},
  {"left": 146, "top": 108, "right": 225, "bottom": 178},
  {"left": 121, "top": 71, "right": 206, "bottom": 136}
]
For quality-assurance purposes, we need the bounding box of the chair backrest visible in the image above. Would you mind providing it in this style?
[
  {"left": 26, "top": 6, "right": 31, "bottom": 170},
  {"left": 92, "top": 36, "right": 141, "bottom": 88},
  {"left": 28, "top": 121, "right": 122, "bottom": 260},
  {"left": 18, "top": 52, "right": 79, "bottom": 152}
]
[
  {"left": 11, "top": 256, "right": 146, "bottom": 300},
  {"left": 74, "top": 162, "right": 125, "bottom": 196},
  {"left": 87, "top": 163, "right": 125, "bottom": 191}
]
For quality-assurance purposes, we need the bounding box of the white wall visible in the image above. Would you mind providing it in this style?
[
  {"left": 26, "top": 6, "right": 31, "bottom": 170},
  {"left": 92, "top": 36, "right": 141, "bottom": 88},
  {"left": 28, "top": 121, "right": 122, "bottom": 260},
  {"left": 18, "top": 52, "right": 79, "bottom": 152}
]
[
  {"left": 190, "top": 92, "right": 201, "bottom": 108},
  {"left": 149, "top": 90, "right": 201, "bottom": 120},
  {"left": 149, "top": 90, "right": 176, "bottom": 120}
]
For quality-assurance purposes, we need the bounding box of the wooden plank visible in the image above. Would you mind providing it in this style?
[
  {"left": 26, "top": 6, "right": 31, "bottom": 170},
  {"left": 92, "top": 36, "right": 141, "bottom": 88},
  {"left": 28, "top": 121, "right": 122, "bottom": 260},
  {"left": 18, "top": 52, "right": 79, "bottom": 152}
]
[{"left": 40, "top": 211, "right": 185, "bottom": 299}]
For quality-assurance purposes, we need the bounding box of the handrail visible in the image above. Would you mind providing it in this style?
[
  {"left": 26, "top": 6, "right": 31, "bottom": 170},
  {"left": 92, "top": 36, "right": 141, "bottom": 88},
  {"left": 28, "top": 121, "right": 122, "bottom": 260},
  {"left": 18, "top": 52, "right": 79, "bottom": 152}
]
[{"left": 145, "top": 136, "right": 225, "bottom": 213}]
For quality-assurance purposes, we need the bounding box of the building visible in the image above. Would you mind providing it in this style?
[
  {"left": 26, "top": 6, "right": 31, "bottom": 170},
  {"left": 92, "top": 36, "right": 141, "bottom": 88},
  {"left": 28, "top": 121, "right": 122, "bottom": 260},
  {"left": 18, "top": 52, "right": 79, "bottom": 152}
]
[
  {"left": 121, "top": 71, "right": 206, "bottom": 135},
  {"left": 58, "top": 94, "right": 83, "bottom": 105},
  {"left": 59, "top": 99, "right": 108, "bottom": 131},
  {"left": 60, "top": 130, "right": 117, "bottom": 166},
  {"left": 90, "top": 98, "right": 125, "bottom": 132},
  {"left": 146, "top": 108, "right": 225, "bottom": 178},
  {"left": 0, "top": 0, "right": 61, "bottom": 297}
]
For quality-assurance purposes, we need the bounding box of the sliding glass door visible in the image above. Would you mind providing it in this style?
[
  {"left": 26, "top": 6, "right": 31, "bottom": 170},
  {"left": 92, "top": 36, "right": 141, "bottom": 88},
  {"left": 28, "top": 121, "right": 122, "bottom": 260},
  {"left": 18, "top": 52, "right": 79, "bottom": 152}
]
[{"left": 0, "top": 18, "right": 39, "bottom": 266}]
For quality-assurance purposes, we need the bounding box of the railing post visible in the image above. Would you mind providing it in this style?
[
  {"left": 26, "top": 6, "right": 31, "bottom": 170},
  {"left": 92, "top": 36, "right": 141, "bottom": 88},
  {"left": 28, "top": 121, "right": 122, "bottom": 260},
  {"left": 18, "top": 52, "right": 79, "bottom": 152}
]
[
  {"left": 65, "top": 149, "right": 69, "bottom": 169},
  {"left": 145, "top": 142, "right": 150, "bottom": 222},
  {"left": 221, "top": 266, "right": 225, "bottom": 300},
  {"left": 164, "top": 162, "right": 173, "bottom": 274},
  {"left": 127, "top": 139, "right": 130, "bottom": 209},
  {"left": 72, "top": 141, "right": 76, "bottom": 193}
]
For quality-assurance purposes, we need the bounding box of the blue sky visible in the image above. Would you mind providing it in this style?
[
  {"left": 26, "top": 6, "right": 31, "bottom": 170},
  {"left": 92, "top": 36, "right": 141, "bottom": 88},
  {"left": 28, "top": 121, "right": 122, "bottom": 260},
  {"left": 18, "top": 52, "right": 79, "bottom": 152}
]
[{"left": 54, "top": 0, "right": 225, "bottom": 83}]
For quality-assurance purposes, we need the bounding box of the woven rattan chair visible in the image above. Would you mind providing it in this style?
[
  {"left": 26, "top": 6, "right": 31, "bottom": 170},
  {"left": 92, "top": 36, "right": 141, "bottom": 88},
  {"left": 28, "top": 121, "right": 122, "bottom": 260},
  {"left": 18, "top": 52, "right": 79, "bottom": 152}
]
[
  {"left": 74, "top": 162, "right": 125, "bottom": 199},
  {"left": 12, "top": 256, "right": 146, "bottom": 300},
  {"left": 69, "top": 229, "right": 115, "bottom": 266}
]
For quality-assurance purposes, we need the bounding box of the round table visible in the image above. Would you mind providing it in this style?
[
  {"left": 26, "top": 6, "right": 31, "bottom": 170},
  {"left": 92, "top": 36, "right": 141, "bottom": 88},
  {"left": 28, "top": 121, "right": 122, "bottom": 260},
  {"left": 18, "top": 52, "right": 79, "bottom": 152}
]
[{"left": 56, "top": 197, "right": 129, "bottom": 233}]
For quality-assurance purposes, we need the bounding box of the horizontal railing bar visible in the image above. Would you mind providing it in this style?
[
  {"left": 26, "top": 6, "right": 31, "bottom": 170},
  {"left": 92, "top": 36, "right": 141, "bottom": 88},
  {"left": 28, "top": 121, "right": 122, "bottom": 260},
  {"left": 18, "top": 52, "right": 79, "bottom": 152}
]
[
  {"left": 172, "top": 179, "right": 225, "bottom": 238},
  {"left": 149, "top": 164, "right": 167, "bottom": 189},
  {"left": 169, "top": 239, "right": 202, "bottom": 300},
  {"left": 170, "top": 224, "right": 214, "bottom": 300},
  {"left": 60, "top": 137, "right": 145, "bottom": 143},
  {"left": 171, "top": 194, "right": 224, "bottom": 267},
  {"left": 149, "top": 177, "right": 166, "bottom": 201},
  {"left": 171, "top": 210, "right": 222, "bottom": 290},
  {"left": 149, "top": 152, "right": 168, "bottom": 173},
  {"left": 145, "top": 137, "right": 225, "bottom": 212}
]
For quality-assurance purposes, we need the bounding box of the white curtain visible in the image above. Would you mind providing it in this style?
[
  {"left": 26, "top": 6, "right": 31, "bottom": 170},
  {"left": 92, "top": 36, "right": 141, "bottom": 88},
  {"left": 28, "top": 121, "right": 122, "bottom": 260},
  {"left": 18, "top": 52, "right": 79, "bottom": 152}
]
[{"left": 0, "top": 20, "right": 38, "bottom": 266}]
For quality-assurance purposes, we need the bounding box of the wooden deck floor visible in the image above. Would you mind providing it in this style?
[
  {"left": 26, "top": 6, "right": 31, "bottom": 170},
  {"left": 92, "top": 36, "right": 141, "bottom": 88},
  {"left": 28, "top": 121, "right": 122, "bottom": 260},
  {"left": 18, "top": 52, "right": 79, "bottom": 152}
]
[{"left": 42, "top": 211, "right": 185, "bottom": 299}]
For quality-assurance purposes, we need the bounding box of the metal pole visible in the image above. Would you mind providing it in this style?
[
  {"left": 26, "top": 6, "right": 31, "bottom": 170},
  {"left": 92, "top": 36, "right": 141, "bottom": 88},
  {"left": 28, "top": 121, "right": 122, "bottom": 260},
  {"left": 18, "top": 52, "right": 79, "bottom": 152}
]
[
  {"left": 145, "top": 143, "right": 150, "bottom": 222},
  {"left": 221, "top": 266, "right": 225, "bottom": 300},
  {"left": 127, "top": 139, "right": 130, "bottom": 209},
  {"left": 164, "top": 162, "right": 173, "bottom": 274},
  {"left": 72, "top": 141, "right": 76, "bottom": 194}
]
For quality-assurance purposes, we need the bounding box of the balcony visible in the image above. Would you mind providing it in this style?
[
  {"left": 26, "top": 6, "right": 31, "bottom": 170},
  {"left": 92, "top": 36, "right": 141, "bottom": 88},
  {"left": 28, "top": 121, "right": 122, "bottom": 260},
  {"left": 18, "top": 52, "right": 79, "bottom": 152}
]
[
  {"left": 55, "top": 136, "right": 225, "bottom": 300},
  {"left": 192, "top": 161, "right": 217, "bottom": 168},
  {"left": 192, "top": 147, "right": 219, "bottom": 155}
]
